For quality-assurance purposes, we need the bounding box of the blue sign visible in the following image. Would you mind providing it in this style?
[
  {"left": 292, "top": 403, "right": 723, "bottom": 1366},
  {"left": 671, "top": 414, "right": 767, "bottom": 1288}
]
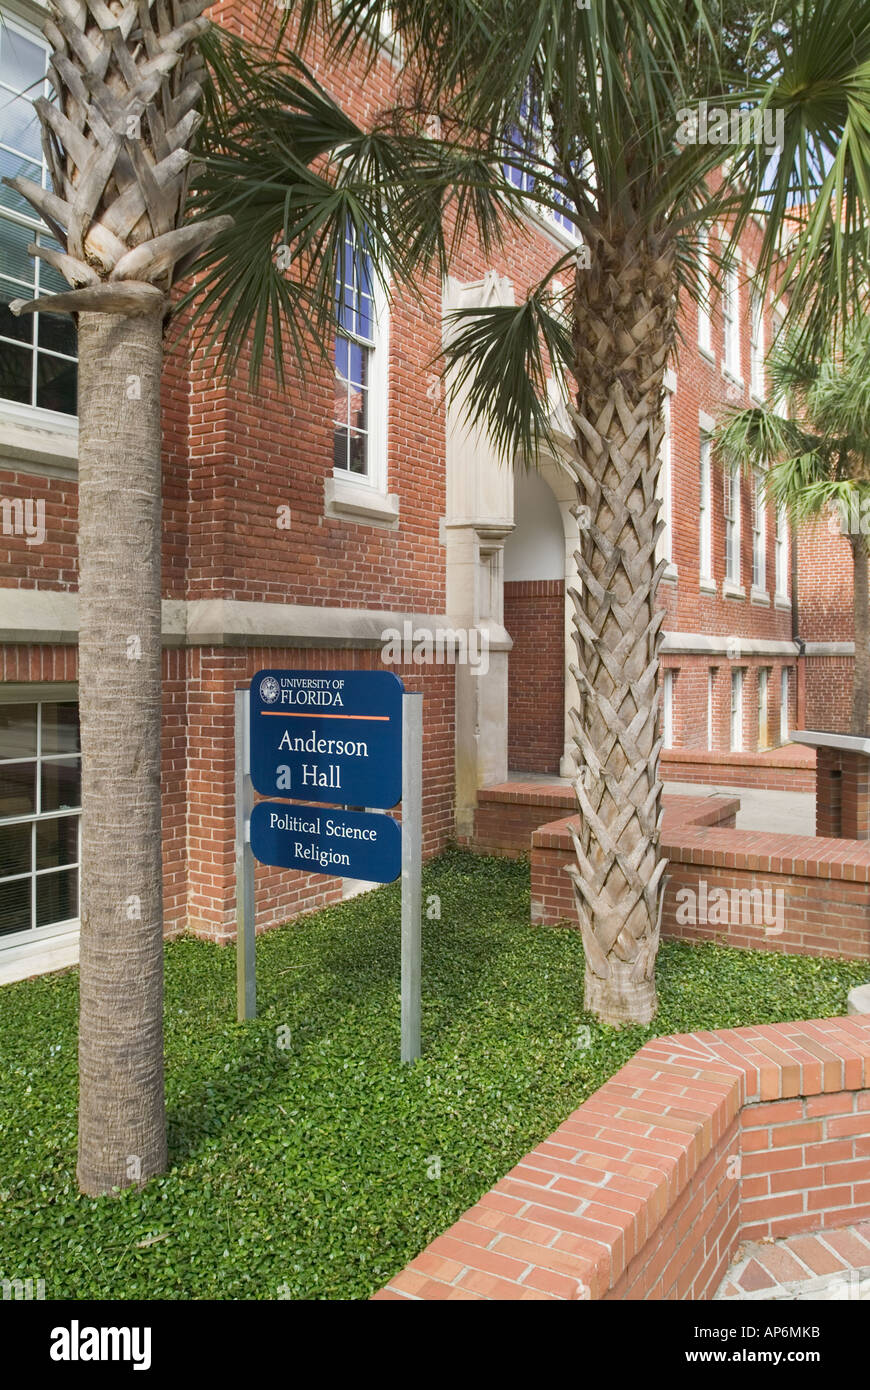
[
  {"left": 250, "top": 801, "right": 401, "bottom": 883},
  {"left": 250, "top": 669, "right": 403, "bottom": 809}
]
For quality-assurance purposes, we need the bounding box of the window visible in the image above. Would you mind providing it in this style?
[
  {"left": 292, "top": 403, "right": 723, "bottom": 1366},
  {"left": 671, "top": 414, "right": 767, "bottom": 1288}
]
[
  {"left": 663, "top": 670, "right": 674, "bottom": 749},
  {"left": 780, "top": 667, "right": 789, "bottom": 742},
  {"left": 503, "top": 89, "right": 582, "bottom": 244},
  {"left": 697, "top": 226, "right": 713, "bottom": 354},
  {"left": 333, "top": 223, "right": 387, "bottom": 482},
  {"left": 707, "top": 668, "right": 715, "bottom": 751},
  {"left": 771, "top": 304, "right": 788, "bottom": 418},
  {"left": 699, "top": 434, "right": 713, "bottom": 581},
  {"left": 750, "top": 288, "right": 765, "bottom": 399},
  {"left": 775, "top": 505, "right": 789, "bottom": 597},
  {"left": 656, "top": 389, "right": 673, "bottom": 569},
  {"left": 730, "top": 669, "right": 744, "bottom": 751},
  {"left": 0, "top": 699, "right": 81, "bottom": 941},
  {"left": 0, "top": 15, "right": 77, "bottom": 415},
  {"left": 751, "top": 469, "right": 766, "bottom": 592},
  {"left": 724, "top": 466, "right": 741, "bottom": 585},
  {"left": 723, "top": 255, "right": 741, "bottom": 379},
  {"left": 758, "top": 667, "right": 769, "bottom": 749}
]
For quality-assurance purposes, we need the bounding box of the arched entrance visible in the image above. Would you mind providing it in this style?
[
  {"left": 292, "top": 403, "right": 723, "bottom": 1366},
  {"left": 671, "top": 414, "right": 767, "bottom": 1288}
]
[{"left": 503, "top": 456, "right": 581, "bottom": 777}]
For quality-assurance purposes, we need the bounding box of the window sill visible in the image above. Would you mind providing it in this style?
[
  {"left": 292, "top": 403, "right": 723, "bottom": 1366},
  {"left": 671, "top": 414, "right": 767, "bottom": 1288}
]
[
  {"left": 661, "top": 562, "right": 678, "bottom": 582},
  {"left": 0, "top": 407, "right": 78, "bottom": 478},
  {"left": 774, "top": 593, "right": 792, "bottom": 611},
  {"left": 324, "top": 475, "right": 399, "bottom": 528},
  {"left": 722, "top": 580, "right": 746, "bottom": 600},
  {"left": 722, "top": 366, "right": 744, "bottom": 389},
  {"left": 750, "top": 587, "right": 771, "bottom": 606},
  {"left": 699, "top": 576, "right": 717, "bottom": 594},
  {"left": 698, "top": 344, "right": 715, "bottom": 365}
]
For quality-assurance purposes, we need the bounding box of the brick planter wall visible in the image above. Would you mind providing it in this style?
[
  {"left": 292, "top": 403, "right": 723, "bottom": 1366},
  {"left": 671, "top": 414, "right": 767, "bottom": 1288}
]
[
  {"left": 375, "top": 1017, "right": 870, "bottom": 1300},
  {"left": 468, "top": 781, "right": 576, "bottom": 857},
  {"left": 531, "top": 814, "right": 870, "bottom": 960}
]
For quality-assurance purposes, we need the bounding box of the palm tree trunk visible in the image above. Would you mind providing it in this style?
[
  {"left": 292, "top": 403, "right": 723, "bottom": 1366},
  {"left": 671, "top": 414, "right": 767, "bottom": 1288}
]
[
  {"left": 850, "top": 535, "right": 870, "bottom": 737},
  {"left": 564, "top": 225, "right": 675, "bottom": 1025},
  {"left": 76, "top": 310, "right": 167, "bottom": 1195}
]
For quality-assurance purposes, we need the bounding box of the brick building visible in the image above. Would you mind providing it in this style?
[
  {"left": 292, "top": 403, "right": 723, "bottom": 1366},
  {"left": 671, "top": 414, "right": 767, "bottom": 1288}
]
[{"left": 0, "top": 1, "right": 855, "bottom": 971}]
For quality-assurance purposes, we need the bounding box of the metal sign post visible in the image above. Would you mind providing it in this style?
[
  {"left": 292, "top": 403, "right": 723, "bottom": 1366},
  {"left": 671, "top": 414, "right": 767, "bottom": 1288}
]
[
  {"left": 401, "top": 692, "right": 423, "bottom": 1063},
  {"left": 239, "top": 670, "right": 423, "bottom": 1059},
  {"left": 234, "top": 687, "right": 256, "bottom": 1021}
]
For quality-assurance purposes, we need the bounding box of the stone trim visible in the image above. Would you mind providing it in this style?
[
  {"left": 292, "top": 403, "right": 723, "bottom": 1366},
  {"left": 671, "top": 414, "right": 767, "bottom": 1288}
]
[
  {"left": 0, "top": 590, "right": 512, "bottom": 652},
  {"left": 803, "top": 642, "right": 856, "bottom": 657},
  {"left": 661, "top": 632, "right": 799, "bottom": 658}
]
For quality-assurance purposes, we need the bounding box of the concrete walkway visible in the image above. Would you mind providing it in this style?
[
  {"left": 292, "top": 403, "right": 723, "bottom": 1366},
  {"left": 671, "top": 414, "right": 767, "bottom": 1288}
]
[
  {"left": 663, "top": 780, "right": 816, "bottom": 836},
  {"left": 715, "top": 1223, "right": 870, "bottom": 1300},
  {"left": 513, "top": 769, "right": 818, "bottom": 837}
]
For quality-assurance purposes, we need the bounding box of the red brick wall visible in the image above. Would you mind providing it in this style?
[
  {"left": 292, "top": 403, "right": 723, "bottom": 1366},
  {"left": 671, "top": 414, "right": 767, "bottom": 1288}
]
[
  {"left": 531, "top": 810, "right": 870, "bottom": 960},
  {"left": 376, "top": 1017, "right": 870, "bottom": 1300},
  {"left": 505, "top": 580, "right": 563, "bottom": 773},
  {"left": 798, "top": 520, "right": 856, "bottom": 643},
  {"left": 805, "top": 656, "right": 853, "bottom": 735}
]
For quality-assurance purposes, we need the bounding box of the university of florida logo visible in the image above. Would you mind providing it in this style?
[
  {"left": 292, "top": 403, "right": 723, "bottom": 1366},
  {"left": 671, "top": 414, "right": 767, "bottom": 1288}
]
[{"left": 259, "top": 676, "right": 280, "bottom": 704}]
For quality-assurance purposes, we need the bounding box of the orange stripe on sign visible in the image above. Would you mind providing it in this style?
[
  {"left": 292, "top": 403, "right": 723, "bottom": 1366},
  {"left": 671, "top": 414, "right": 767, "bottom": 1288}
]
[{"left": 260, "top": 711, "right": 390, "bottom": 721}]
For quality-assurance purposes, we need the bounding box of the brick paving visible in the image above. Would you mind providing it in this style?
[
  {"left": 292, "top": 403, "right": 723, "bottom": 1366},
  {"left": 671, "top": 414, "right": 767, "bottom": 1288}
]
[{"left": 715, "top": 1222, "right": 870, "bottom": 1300}]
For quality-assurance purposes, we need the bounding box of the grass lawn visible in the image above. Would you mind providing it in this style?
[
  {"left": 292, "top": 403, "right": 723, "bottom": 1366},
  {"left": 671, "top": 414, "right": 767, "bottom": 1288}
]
[{"left": 0, "top": 849, "right": 866, "bottom": 1300}]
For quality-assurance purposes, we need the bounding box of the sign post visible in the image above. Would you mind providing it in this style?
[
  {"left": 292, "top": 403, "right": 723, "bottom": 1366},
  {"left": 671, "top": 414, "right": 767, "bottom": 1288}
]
[
  {"left": 401, "top": 693, "right": 423, "bottom": 1063},
  {"left": 240, "top": 669, "right": 422, "bottom": 1059},
  {"left": 234, "top": 687, "right": 256, "bottom": 1021}
]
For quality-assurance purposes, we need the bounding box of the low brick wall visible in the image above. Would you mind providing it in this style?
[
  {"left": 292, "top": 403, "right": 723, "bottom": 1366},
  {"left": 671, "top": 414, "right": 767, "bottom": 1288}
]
[
  {"left": 469, "top": 781, "right": 576, "bottom": 858},
  {"left": 662, "top": 744, "right": 815, "bottom": 794},
  {"left": 375, "top": 1017, "right": 870, "bottom": 1300},
  {"left": 531, "top": 813, "right": 870, "bottom": 960},
  {"left": 469, "top": 783, "right": 737, "bottom": 860}
]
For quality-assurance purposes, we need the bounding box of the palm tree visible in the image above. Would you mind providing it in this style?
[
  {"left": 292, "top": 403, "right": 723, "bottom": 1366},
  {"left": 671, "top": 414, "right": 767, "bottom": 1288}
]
[
  {"left": 716, "top": 314, "right": 870, "bottom": 737},
  {"left": 3, "top": 0, "right": 229, "bottom": 1195},
  {"left": 190, "top": 0, "right": 870, "bottom": 1024}
]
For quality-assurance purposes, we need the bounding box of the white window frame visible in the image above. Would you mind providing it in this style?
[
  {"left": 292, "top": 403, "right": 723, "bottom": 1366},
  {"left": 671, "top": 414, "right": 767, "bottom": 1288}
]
[
  {"left": 707, "top": 668, "right": 715, "bottom": 751},
  {"left": 780, "top": 667, "right": 790, "bottom": 742},
  {"left": 326, "top": 229, "right": 395, "bottom": 526},
  {"left": 656, "top": 379, "right": 675, "bottom": 575},
  {"left": 750, "top": 284, "right": 765, "bottom": 400},
  {"left": 730, "top": 668, "right": 744, "bottom": 752},
  {"left": 0, "top": 10, "right": 78, "bottom": 421},
  {"left": 663, "top": 669, "right": 675, "bottom": 749},
  {"left": 503, "top": 93, "right": 584, "bottom": 248},
  {"left": 724, "top": 466, "right": 742, "bottom": 591},
  {"left": 723, "top": 251, "right": 742, "bottom": 381},
  {"left": 751, "top": 468, "right": 767, "bottom": 596},
  {"left": 775, "top": 504, "right": 789, "bottom": 602},
  {"left": 771, "top": 304, "right": 788, "bottom": 418},
  {"left": 697, "top": 225, "right": 713, "bottom": 356},
  {"left": 0, "top": 687, "right": 81, "bottom": 949},
  {"left": 699, "top": 431, "right": 713, "bottom": 585},
  {"left": 757, "top": 667, "right": 769, "bottom": 749}
]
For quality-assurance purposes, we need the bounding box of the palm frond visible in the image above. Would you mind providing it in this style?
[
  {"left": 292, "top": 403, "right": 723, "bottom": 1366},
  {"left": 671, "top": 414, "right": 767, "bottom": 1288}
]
[{"left": 441, "top": 287, "right": 574, "bottom": 465}]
